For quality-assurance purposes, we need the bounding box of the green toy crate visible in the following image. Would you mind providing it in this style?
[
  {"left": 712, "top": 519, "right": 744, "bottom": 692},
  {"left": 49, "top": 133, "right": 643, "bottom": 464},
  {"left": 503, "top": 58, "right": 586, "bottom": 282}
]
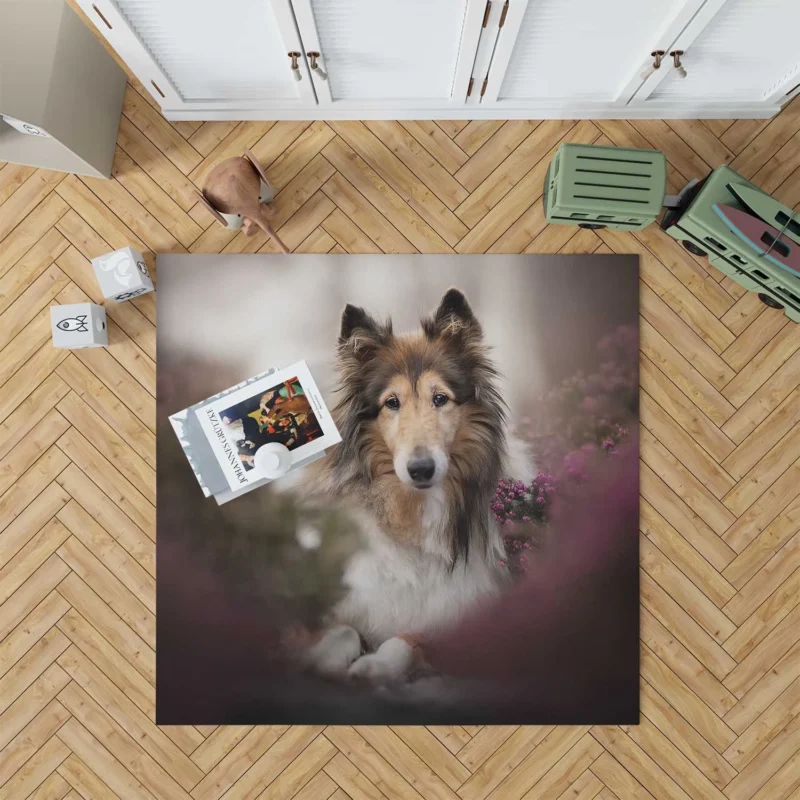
[
  {"left": 660, "top": 165, "right": 800, "bottom": 323},
  {"left": 544, "top": 143, "right": 667, "bottom": 231}
]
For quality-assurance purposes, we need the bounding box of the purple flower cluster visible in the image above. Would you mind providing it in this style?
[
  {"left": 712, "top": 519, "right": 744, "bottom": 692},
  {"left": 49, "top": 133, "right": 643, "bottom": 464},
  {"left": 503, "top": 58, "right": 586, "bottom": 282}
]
[
  {"left": 492, "top": 474, "right": 557, "bottom": 528},
  {"left": 499, "top": 536, "right": 533, "bottom": 576},
  {"left": 494, "top": 475, "right": 558, "bottom": 575}
]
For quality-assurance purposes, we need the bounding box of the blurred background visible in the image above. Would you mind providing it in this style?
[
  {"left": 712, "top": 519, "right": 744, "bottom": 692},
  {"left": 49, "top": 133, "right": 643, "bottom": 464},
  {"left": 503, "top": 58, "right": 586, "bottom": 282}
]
[{"left": 156, "top": 254, "right": 640, "bottom": 724}]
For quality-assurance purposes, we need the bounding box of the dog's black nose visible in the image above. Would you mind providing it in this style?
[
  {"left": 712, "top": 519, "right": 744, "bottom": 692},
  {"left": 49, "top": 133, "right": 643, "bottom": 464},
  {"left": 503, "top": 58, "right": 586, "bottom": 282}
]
[{"left": 407, "top": 457, "right": 436, "bottom": 483}]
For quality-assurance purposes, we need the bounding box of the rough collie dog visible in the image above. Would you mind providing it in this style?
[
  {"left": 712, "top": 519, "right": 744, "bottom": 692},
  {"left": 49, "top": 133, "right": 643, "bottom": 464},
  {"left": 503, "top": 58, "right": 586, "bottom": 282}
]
[{"left": 301, "top": 289, "right": 533, "bottom": 685}]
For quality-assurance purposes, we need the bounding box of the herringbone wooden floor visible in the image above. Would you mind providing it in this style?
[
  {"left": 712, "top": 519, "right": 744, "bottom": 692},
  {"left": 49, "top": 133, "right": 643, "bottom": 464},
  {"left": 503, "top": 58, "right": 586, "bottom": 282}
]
[{"left": 2, "top": 52, "right": 800, "bottom": 797}]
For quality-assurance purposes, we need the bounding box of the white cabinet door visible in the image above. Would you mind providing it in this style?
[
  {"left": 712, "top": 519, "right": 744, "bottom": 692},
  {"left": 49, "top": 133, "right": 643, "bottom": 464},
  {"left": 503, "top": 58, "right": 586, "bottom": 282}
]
[
  {"left": 478, "top": 0, "right": 707, "bottom": 110},
  {"left": 290, "top": 0, "right": 485, "bottom": 109},
  {"left": 75, "top": 0, "right": 316, "bottom": 112},
  {"left": 632, "top": 0, "right": 800, "bottom": 109}
]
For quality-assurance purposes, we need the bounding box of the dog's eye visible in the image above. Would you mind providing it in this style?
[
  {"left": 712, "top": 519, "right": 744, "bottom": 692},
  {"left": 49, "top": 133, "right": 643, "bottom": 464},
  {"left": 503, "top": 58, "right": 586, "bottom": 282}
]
[
  {"left": 433, "top": 393, "right": 449, "bottom": 407},
  {"left": 385, "top": 396, "right": 400, "bottom": 410}
]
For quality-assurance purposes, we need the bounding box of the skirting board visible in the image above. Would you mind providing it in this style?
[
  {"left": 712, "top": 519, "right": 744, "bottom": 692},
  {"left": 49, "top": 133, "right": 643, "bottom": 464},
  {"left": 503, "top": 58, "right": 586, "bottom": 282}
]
[{"left": 162, "top": 103, "right": 782, "bottom": 121}]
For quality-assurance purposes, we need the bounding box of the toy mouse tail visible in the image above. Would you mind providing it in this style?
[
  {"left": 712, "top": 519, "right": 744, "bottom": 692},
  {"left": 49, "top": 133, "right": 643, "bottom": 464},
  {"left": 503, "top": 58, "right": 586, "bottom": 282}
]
[{"left": 255, "top": 213, "right": 290, "bottom": 254}]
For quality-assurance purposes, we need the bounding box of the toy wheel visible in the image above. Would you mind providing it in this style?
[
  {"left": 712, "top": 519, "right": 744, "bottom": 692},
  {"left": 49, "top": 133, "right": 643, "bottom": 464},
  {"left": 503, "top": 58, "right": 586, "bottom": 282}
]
[
  {"left": 682, "top": 240, "right": 707, "bottom": 257},
  {"left": 578, "top": 223, "right": 606, "bottom": 230},
  {"left": 758, "top": 293, "right": 784, "bottom": 310}
]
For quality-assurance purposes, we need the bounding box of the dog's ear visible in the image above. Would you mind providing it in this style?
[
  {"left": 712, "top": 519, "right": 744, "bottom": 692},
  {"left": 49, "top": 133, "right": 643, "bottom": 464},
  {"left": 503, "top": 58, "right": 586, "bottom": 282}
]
[
  {"left": 339, "top": 304, "right": 390, "bottom": 362},
  {"left": 340, "top": 304, "right": 376, "bottom": 343},
  {"left": 424, "top": 288, "right": 482, "bottom": 342}
]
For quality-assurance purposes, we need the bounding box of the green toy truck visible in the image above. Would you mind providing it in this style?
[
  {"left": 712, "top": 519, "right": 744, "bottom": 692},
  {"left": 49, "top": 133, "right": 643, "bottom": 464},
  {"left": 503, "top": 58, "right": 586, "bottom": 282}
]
[
  {"left": 543, "top": 143, "right": 800, "bottom": 323},
  {"left": 660, "top": 165, "right": 800, "bottom": 323}
]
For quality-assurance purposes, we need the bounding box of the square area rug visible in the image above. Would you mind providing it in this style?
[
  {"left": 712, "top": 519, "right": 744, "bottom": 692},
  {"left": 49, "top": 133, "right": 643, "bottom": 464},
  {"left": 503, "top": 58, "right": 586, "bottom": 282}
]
[{"left": 156, "top": 254, "right": 639, "bottom": 725}]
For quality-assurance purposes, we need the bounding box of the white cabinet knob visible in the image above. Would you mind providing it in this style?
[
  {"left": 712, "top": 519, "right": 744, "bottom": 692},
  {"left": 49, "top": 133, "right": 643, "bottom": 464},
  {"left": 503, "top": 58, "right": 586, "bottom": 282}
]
[
  {"left": 288, "top": 52, "right": 302, "bottom": 81},
  {"left": 641, "top": 50, "right": 665, "bottom": 81},
  {"left": 307, "top": 52, "right": 328, "bottom": 81},
  {"left": 671, "top": 50, "right": 687, "bottom": 79}
]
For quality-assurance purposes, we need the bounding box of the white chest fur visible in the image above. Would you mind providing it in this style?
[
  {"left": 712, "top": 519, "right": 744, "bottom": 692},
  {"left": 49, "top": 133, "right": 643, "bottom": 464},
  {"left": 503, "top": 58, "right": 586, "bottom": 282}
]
[{"left": 334, "top": 489, "right": 503, "bottom": 648}]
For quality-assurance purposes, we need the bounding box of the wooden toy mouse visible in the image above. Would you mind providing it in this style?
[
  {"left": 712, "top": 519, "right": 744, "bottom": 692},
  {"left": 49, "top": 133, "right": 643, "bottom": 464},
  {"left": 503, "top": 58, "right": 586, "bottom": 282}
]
[{"left": 197, "top": 148, "right": 289, "bottom": 253}]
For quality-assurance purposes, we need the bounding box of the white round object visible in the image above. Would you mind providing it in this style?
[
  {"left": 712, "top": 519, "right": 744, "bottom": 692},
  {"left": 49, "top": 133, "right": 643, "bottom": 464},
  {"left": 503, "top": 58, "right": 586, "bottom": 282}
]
[{"left": 254, "top": 442, "right": 292, "bottom": 479}]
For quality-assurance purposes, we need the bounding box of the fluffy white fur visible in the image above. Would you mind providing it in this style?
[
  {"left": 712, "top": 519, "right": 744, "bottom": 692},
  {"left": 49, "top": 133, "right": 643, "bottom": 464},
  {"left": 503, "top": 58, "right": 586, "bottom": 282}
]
[
  {"left": 298, "top": 433, "right": 534, "bottom": 684},
  {"left": 337, "top": 499, "right": 502, "bottom": 647}
]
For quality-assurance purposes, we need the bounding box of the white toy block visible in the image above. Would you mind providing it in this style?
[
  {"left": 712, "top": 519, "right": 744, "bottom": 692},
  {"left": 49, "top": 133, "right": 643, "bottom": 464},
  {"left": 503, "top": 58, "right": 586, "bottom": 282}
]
[
  {"left": 51, "top": 303, "right": 107, "bottom": 349},
  {"left": 91, "top": 246, "right": 154, "bottom": 302}
]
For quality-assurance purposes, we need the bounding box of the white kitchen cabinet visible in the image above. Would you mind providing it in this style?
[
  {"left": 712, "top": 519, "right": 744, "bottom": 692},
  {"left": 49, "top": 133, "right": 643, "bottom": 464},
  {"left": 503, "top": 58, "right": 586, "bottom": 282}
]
[
  {"left": 76, "top": 0, "right": 316, "bottom": 112},
  {"left": 290, "top": 0, "right": 486, "bottom": 108},
  {"left": 629, "top": 0, "right": 800, "bottom": 110},
  {"left": 76, "top": 0, "right": 800, "bottom": 120},
  {"left": 478, "top": 0, "right": 706, "bottom": 107}
]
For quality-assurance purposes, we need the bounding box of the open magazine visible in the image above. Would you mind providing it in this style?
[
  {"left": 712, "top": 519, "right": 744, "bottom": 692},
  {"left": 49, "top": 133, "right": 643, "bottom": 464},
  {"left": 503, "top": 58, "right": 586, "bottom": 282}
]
[{"left": 169, "top": 361, "right": 341, "bottom": 504}]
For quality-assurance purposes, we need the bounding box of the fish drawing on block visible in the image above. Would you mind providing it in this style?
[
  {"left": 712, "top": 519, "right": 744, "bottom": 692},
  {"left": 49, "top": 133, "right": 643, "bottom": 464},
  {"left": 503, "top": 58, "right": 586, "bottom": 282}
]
[
  {"left": 713, "top": 204, "right": 800, "bottom": 277},
  {"left": 57, "top": 315, "right": 89, "bottom": 332}
]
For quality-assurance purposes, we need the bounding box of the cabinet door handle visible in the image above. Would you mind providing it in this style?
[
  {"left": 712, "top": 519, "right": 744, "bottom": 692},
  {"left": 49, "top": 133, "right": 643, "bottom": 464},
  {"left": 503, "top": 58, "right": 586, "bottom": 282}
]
[
  {"left": 92, "top": 4, "right": 113, "bottom": 29},
  {"left": 670, "top": 50, "right": 687, "bottom": 79},
  {"left": 640, "top": 50, "right": 665, "bottom": 81},
  {"left": 288, "top": 51, "right": 302, "bottom": 81},
  {"left": 307, "top": 52, "right": 328, "bottom": 81}
]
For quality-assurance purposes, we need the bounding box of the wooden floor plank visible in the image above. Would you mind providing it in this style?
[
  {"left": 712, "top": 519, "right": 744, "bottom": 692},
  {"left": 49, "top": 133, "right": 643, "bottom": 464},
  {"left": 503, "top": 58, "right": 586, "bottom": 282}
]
[
  {"left": 0, "top": 662, "right": 70, "bottom": 753},
  {"left": 640, "top": 681, "right": 737, "bottom": 790},
  {"left": 0, "top": 170, "right": 66, "bottom": 244},
  {"left": 724, "top": 544, "right": 800, "bottom": 644},
  {"left": 454, "top": 119, "right": 580, "bottom": 230},
  {"left": 187, "top": 122, "right": 239, "bottom": 158},
  {"left": 57, "top": 500, "right": 154, "bottom": 610},
  {"left": 722, "top": 388, "right": 800, "bottom": 480},
  {"left": 121, "top": 85, "right": 202, "bottom": 176},
  {"left": 0, "top": 163, "right": 36, "bottom": 207},
  {"left": 116, "top": 116, "right": 200, "bottom": 212},
  {"left": 321, "top": 172, "right": 416, "bottom": 254},
  {"left": 640, "top": 500, "right": 736, "bottom": 608},
  {"left": 57, "top": 647, "right": 203, "bottom": 791},
  {"left": 57, "top": 752, "right": 123, "bottom": 800},
  {"left": 400, "top": 121, "right": 469, "bottom": 175},
  {"left": 0, "top": 732, "right": 70, "bottom": 800},
  {"left": 453, "top": 121, "right": 539, "bottom": 192},
  {"left": 0, "top": 591, "right": 70, "bottom": 681},
  {"left": 639, "top": 643, "right": 737, "bottom": 752},
  {"left": 56, "top": 570, "right": 154, "bottom": 685},
  {"left": 0, "top": 481, "right": 70, "bottom": 568},
  {"left": 640, "top": 392, "right": 735, "bottom": 500},
  {"left": 641, "top": 535, "right": 736, "bottom": 644},
  {"left": 0, "top": 193, "right": 69, "bottom": 279},
  {"left": 365, "top": 121, "right": 469, "bottom": 210},
  {"left": 640, "top": 319, "right": 736, "bottom": 427},
  {"left": 457, "top": 727, "right": 551, "bottom": 800},
  {"left": 111, "top": 147, "right": 203, "bottom": 249},
  {"left": 0, "top": 228, "right": 68, "bottom": 317},
  {"left": 55, "top": 427, "right": 154, "bottom": 538},
  {"left": 0, "top": 518, "right": 72, "bottom": 609},
  {"left": 260, "top": 121, "right": 335, "bottom": 191},
  {"left": 639, "top": 356, "right": 735, "bottom": 464},
  {"left": 56, "top": 716, "right": 158, "bottom": 800},
  {"left": 323, "top": 133, "right": 457, "bottom": 251}
]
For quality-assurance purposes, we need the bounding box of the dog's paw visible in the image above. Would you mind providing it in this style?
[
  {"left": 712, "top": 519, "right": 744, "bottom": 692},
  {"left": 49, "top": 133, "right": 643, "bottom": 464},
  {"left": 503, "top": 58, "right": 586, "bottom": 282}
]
[
  {"left": 348, "top": 637, "right": 413, "bottom": 686},
  {"left": 303, "top": 625, "right": 362, "bottom": 678}
]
